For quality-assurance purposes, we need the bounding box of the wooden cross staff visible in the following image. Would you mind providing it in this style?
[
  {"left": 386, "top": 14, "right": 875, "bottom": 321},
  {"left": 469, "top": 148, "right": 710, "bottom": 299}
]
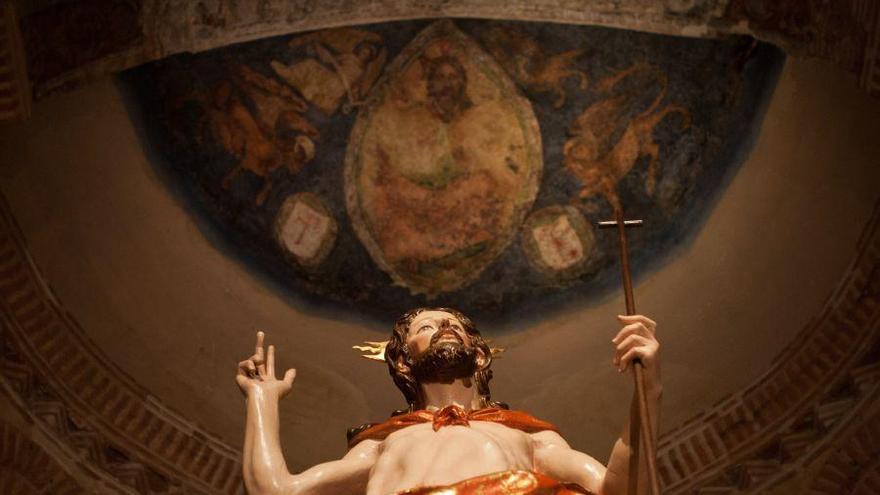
[{"left": 598, "top": 207, "right": 661, "bottom": 495}]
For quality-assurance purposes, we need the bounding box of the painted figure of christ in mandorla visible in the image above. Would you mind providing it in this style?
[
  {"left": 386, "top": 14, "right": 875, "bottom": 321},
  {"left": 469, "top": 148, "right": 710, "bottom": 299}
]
[{"left": 236, "top": 308, "right": 661, "bottom": 494}]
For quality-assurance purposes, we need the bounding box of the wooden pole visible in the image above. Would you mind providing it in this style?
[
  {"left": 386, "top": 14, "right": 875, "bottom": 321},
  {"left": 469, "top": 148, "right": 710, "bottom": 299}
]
[{"left": 598, "top": 208, "right": 661, "bottom": 495}]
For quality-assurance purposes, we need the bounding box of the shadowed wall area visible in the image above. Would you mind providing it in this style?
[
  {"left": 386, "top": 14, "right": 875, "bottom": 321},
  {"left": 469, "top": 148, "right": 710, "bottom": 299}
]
[{"left": 1, "top": 6, "right": 880, "bottom": 495}]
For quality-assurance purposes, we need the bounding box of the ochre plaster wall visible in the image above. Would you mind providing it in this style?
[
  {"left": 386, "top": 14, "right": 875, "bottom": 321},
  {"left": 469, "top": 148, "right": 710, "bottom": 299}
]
[{"left": 0, "top": 56, "right": 878, "bottom": 471}]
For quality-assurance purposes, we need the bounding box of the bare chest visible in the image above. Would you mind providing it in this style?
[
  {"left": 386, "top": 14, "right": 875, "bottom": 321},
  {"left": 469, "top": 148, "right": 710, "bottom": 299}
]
[{"left": 367, "top": 421, "right": 534, "bottom": 494}]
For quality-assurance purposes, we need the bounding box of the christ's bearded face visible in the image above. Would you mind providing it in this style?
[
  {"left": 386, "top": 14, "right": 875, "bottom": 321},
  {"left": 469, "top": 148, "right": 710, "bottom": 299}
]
[
  {"left": 405, "top": 310, "right": 480, "bottom": 383},
  {"left": 426, "top": 58, "right": 469, "bottom": 123}
]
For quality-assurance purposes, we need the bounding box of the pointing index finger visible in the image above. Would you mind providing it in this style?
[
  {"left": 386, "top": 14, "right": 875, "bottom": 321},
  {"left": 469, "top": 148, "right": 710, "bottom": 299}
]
[{"left": 255, "top": 331, "right": 265, "bottom": 359}]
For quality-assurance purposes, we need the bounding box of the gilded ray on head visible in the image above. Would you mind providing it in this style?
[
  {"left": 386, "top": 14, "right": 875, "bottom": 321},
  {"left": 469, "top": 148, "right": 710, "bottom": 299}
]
[{"left": 353, "top": 341, "right": 389, "bottom": 362}]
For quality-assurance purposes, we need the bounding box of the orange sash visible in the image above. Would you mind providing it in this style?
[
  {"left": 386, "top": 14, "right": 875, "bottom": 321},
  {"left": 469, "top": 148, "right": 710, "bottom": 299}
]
[
  {"left": 395, "top": 469, "right": 594, "bottom": 495},
  {"left": 348, "top": 406, "right": 559, "bottom": 448}
]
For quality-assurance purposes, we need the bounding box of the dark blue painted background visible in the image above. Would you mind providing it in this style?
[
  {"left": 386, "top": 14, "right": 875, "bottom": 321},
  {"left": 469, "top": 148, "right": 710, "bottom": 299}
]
[{"left": 121, "top": 19, "right": 784, "bottom": 327}]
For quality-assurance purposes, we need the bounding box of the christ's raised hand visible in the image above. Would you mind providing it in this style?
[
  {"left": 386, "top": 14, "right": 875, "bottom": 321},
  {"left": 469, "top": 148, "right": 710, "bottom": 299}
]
[{"left": 236, "top": 331, "right": 296, "bottom": 399}]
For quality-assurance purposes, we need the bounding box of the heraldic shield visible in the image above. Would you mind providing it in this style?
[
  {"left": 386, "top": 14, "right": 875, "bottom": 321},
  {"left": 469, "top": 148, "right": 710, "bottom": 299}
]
[{"left": 345, "top": 21, "right": 543, "bottom": 297}]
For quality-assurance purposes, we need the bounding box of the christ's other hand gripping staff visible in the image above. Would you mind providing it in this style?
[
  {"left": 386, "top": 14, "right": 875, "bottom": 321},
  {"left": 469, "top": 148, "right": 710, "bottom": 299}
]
[{"left": 236, "top": 308, "right": 661, "bottom": 495}]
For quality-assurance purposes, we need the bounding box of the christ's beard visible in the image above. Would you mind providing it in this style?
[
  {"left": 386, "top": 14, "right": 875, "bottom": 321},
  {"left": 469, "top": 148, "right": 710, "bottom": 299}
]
[
  {"left": 410, "top": 342, "right": 478, "bottom": 384},
  {"left": 428, "top": 88, "right": 468, "bottom": 123}
]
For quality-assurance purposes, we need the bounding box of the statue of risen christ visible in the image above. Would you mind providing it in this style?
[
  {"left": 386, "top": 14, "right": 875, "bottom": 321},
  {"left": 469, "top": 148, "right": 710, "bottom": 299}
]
[{"left": 236, "top": 307, "right": 661, "bottom": 494}]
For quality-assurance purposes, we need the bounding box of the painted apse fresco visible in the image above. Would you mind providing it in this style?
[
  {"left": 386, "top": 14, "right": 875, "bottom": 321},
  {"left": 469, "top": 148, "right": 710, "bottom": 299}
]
[{"left": 123, "top": 19, "right": 783, "bottom": 323}]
